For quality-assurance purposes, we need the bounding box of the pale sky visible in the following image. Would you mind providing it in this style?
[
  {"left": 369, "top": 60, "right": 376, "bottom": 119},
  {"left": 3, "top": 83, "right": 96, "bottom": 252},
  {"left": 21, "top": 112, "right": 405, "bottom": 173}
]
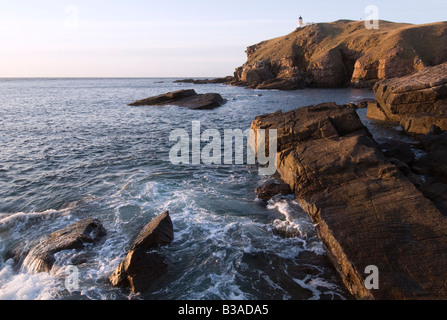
[{"left": 0, "top": 0, "right": 445, "bottom": 77}]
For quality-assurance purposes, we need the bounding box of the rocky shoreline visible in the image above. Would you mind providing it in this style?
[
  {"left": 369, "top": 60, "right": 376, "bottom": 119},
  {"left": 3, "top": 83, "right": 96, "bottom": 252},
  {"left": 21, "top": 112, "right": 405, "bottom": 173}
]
[{"left": 250, "top": 100, "right": 447, "bottom": 299}]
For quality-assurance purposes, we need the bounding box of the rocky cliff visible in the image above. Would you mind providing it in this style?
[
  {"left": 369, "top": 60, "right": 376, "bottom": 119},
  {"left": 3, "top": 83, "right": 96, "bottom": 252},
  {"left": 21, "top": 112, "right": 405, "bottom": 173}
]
[{"left": 232, "top": 20, "right": 447, "bottom": 89}]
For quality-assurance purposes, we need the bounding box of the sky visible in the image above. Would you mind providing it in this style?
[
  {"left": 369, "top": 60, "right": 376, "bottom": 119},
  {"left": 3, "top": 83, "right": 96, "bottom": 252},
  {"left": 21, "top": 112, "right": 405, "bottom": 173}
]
[{"left": 0, "top": 0, "right": 445, "bottom": 77}]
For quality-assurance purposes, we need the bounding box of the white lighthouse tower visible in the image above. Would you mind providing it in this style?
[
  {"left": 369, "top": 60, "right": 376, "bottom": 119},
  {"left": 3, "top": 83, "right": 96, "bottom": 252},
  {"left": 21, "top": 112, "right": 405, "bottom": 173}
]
[{"left": 298, "top": 16, "right": 304, "bottom": 28}]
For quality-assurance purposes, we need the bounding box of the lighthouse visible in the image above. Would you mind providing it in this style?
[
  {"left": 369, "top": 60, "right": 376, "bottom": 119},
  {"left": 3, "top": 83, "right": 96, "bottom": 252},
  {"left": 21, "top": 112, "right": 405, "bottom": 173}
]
[{"left": 298, "top": 16, "right": 304, "bottom": 28}]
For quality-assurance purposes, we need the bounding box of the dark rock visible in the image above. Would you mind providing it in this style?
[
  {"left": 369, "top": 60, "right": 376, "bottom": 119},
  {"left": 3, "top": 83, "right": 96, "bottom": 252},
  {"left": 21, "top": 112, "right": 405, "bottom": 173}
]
[
  {"left": 174, "top": 76, "right": 234, "bottom": 84},
  {"left": 255, "top": 183, "right": 291, "bottom": 201},
  {"left": 108, "top": 250, "right": 167, "bottom": 294},
  {"left": 251, "top": 103, "right": 447, "bottom": 300},
  {"left": 128, "top": 89, "right": 196, "bottom": 106},
  {"left": 175, "top": 93, "right": 225, "bottom": 110},
  {"left": 427, "top": 125, "right": 443, "bottom": 135},
  {"left": 378, "top": 140, "right": 415, "bottom": 165},
  {"left": 419, "top": 132, "right": 447, "bottom": 181},
  {"left": 411, "top": 155, "right": 432, "bottom": 175},
  {"left": 128, "top": 90, "right": 226, "bottom": 110},
  {"left": 418, "top": 180, "right": 447, "bottom": 216},
  {"left": 6, "top": 218, "right": 106, "bottom": 273},
  {"left": 109, "top": 211, "right": 174, "bottom": 294},
  {"left": 256, "top": 77, "right": 305, "bottom": 90}
]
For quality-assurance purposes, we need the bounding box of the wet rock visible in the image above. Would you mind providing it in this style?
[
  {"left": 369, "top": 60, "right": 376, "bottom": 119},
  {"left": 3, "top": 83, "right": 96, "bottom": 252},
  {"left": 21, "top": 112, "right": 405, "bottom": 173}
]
[
  {"left": 255, "top": 183, "right": 291, "bottom": 202},
  {"left": 109, "top": 211, "right": 174, "bottom": 294},
  {"left": 418, "top": 179, "right": 447, "bottom": 216},
  {"left": 251, "top": 102, "right": 447, "bottom": 300},
  {"left": 6, "top": 218, "right": 106, "bottom": 273},
  {"left": 128, "top": 89, "right": 226, "bottom": 110}
]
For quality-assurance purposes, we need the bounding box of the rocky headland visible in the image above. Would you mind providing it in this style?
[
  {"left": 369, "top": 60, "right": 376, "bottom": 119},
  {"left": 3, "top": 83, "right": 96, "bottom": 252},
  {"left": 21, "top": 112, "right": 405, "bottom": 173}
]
[
  {"left": 231, "top": 20, "right": 447, "bottom": 90},
  {"left": 182, "top": 20, "right": 446, "bottom": 91}
]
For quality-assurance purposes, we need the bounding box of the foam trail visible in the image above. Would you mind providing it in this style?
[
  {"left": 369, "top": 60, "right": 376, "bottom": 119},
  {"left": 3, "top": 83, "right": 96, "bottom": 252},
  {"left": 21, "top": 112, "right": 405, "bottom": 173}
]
[{"left": 0, "top": 209, "right": 71, "bottom": 233}]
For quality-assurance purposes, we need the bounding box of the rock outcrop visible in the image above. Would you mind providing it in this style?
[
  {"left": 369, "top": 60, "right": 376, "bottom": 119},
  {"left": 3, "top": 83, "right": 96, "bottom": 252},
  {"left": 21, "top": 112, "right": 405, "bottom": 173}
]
[
  {"left": 255, "top": 183, "right": 292, "bottom": 202},
  {"left": 232, "top": 20, "right": 447, "bottom": 89},
  {"left": 128, "top": 89, "right": 226, "bottom": 110},
  {"left": 370, "top": 62, "right": 447, "bottom": 134},
  {"left": 109, "top": 211, "right": 174, "bottom": 294},
  {"left": 174, "top": 76, "right": 234, "bottom": 84},
  {"left": 6, "top": 218, "right": 106, "bottom": 273},
  {"left": 250, "top": 103, "right": 447, "bottom": 299}
]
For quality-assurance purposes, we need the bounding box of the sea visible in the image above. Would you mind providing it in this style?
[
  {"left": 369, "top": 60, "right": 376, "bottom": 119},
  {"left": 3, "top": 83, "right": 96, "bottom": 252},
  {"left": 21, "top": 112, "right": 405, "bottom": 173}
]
[{"left": 0, "top": 78, "right": 377, "bottom": 300}]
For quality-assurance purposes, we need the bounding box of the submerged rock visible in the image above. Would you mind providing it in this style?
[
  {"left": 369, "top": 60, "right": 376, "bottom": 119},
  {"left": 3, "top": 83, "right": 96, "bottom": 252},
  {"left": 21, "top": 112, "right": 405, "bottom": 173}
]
[
  {"left": 109, "top": 211, "right": 174, "bottom": 294},
  {"left": 251, "top": 102, "right": 447, "bottom": 300},
  {"left": 128, "top": 89, "right": 226, "bottom": 110},
  {"left": 6, "top": 218, "right": 106, "bottom": 273}
]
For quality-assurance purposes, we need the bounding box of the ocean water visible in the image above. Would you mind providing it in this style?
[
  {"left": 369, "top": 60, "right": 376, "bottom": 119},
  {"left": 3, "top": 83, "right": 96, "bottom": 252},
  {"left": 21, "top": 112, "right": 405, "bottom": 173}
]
[{"left": 0, "top": 78, "right": 375, "bottom": 300}]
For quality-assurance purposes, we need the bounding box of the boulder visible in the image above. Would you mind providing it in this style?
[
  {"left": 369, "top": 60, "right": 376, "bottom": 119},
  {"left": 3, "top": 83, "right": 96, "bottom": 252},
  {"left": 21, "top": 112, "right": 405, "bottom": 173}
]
[
  {"left": 418, "top": 131, "right": 447, "bottom": 181},
  {"left": 400, "top": 114, "right": 447, "bottom": 135},
  {"left": 378, "top": 140, "right": 415, "bottom": 165},
  {"left": 371, "top": 62, "right": 447, "bottom": 133},
  {"left": 366, "top": 101, "right": 391, "bottom": 122},
  {"left": 128, "top": 90, "right": 226, "bottom": 110},
  {"left": 109, "top": 211, "right": 174, "bottom": 294},
  {"left": 255, "top": 182, "right": 292, "bottom": 202},
  {"left": 418, "top": 179, "right": 447, "bottom": 217},
  {"left": 6, "top": 218, "right": 106, "bottom": 273},
  {"left": 251, "top": 103, "right": 447, "bottom": 300}
]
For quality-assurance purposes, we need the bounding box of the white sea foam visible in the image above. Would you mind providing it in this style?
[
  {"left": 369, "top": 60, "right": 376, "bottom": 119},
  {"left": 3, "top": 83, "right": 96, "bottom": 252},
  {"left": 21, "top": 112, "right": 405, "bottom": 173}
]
[
  {"left": 0, "top": 209, "right": 70, "bottom": 233},
  {"left": 0, "top": 260, "right": 61, "bottom": 300},
  {"left": 267, "top": 197, "right": 311, "bottom": 239}
]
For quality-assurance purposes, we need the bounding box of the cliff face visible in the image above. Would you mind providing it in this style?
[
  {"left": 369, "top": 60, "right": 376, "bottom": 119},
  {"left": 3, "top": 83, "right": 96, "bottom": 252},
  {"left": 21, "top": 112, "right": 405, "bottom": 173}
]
[{"left": 233, "top": 20, "right": 447, "bottom": 89}]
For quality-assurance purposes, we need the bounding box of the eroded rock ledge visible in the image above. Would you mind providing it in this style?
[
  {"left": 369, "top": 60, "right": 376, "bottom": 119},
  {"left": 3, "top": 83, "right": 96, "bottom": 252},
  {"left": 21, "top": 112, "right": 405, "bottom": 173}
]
[
  {"left": 251, "top": 103, "right": 447, "bottom": 299},
  {"left": 369, "top": 62, "right": 447, "bottom": 134}
]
